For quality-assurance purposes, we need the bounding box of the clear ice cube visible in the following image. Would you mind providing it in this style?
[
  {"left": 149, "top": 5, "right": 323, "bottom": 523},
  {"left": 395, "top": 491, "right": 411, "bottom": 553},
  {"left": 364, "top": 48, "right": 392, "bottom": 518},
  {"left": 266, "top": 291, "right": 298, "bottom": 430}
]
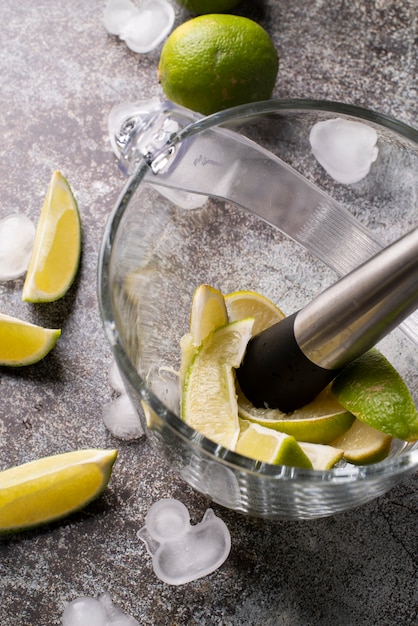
[
  {"left": 138, "top": 499, "right": 231, "bottom": 585},
  {"left": 104, "top": 0, "right": 175, "bottom": 54},
  {"left": 62, "top": 597, "right": 107, "bottom": 626},
  {"left": 103, "top": 0, "right": 137, "bottom": 35},
  {"left": 102, "top": 393, "right": 144, "bottom": 440},
  {"left": 108, "top": 359, "right": 126, "bottom": 395},
  {"left": 99, "top": 593, "right": 140, "bottom": 625},
  {"left": 0, "top": 213, "right": 35, "bottom": 281},
  {"left": 62, "top": 594, "right": 139, "bottom": 626},
  {"left": 309, "top": 117, "right": 378, "bottom": 184}
]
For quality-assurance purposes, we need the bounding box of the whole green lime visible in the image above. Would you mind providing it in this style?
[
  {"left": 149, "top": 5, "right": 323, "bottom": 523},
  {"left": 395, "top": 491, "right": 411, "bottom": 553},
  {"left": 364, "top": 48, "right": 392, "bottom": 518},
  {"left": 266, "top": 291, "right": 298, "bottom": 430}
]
[
  {"left": 158, "top": 15, "right": 279, "bottom": 115},
  {"left": 176, "top": 0, "right": 242, "bottom": 13}
]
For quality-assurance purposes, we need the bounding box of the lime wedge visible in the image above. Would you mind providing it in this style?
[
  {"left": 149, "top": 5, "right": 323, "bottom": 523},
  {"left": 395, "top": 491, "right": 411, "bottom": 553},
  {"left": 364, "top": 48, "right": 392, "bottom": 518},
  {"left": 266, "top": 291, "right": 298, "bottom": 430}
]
[
  {"left": 181, "top": 284, "right": 228, "bottom": 385},
  {"left": 182, "top": 318, "right": 254, "bottom": 448},
  {"left": 330, "top": 418, "right": 392, "bottom": 465},
  {"left": 0, "top": 449, "right": 117, "bottom": 534},
  {"left": 332, "top": 349, "right": 418, "bottom": 441},
  {"left": 299, "top": 442, "right": 344, "bottom": 470},
  {"left": 22, "top": 170, "right": 81, "bottom": 302},
  {"left": 238, "top": 385, "right": 355, "bottom": 444},
  {"left": 235, "top": 421, "right": 313, "bottom": 468},
  {"left": 0, "top": 313, "right": 60, "bottom": 366},
  {"left": 225, "top": 289, "right": 285, "bottom": 335},
  {"left": 190, "top": 284, "right": 228, "bottom": 345}
]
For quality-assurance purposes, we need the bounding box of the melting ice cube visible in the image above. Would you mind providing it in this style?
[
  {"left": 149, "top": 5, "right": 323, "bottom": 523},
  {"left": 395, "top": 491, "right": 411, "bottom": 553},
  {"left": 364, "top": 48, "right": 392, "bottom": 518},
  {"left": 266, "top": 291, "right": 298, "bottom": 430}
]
[
  {"left": 146, "top": 366, "right": 180, "bottom": 414},
  {"left": 0, "top": 213, "right": 35, "bottom": 281},
  {"left": 108, "top": 358, "right": 126, "bottom": 395},
  {"left": 99, "top": 593, "right": 140, "bottom": 625},
  {"left": 309, "top": 118, "right": 379, "bottom": 184},
  {"left": 102, "top": 393, "right": 144, "bottom": 440},
  {"left": 62, "top": 597, "right": 107, "bottom": 626},
  {"left": 138, "top": 498, "right": 231, "bottom": 585},
  {"left": 103, "top": 359, "right": 144, "bottom": 439},
  {"left": 103, "top": 0, "right": 137, "bottom": 35},
  {"left": 62, "top": 594, "right": 139, "bottom": 626},
  {"left": 104, "top": 0, "right": 175, "bottom": 53}
]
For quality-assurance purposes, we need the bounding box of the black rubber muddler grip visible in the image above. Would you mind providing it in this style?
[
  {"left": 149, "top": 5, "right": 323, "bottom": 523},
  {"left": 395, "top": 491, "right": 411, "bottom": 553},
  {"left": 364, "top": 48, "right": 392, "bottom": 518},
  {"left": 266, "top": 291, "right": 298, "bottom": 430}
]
[{"left": 236, "top": 312, "right": 341, "bottom": 413}]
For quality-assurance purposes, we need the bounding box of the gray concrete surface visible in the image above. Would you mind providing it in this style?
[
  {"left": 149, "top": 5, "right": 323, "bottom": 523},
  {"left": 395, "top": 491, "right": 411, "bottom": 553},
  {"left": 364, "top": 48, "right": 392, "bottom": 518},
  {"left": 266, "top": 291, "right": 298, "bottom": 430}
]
[{"left": 0, "top": 0, "right": 417, "bottom": 624}]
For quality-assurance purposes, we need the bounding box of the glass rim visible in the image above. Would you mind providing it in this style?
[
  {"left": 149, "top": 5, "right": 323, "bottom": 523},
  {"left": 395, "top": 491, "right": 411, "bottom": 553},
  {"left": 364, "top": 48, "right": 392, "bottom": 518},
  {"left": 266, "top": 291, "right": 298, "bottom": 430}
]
[{"left": 98, "top": 98, "right": 418, "bottom": 483}]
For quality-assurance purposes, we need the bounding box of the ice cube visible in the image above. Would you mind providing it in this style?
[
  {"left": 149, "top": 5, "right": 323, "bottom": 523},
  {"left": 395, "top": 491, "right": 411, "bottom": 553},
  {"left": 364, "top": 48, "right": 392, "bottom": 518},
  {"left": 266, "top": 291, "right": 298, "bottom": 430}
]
[
  {"left": 138, "top": 499, "right": 231, "bottom": 585},
  {"left": 102, "top": 393, "right": 144, "bottom": 440},
  {"left": 62, "top": 597, "right": 107, "bottom": 626},
  {"left": 104, "top": 0, "right": 175, "bottom": 54},
  {"left": 99, "top": 593, "right": 140, "bottom": 626},
  {"left": 146, "top": 366, "right": 180, "bottom": 414},
  {"left": 309, "top": 118, "right": 379, "bottom": 184},
  {"left": 0, "top": 213, "right": 35, "bottom": 281},
  {"left": 108, "top": 359, "right": 126, "bottom": 394},
  {"left": 103, "top": 0, "right": 137, "bottom": 36}
]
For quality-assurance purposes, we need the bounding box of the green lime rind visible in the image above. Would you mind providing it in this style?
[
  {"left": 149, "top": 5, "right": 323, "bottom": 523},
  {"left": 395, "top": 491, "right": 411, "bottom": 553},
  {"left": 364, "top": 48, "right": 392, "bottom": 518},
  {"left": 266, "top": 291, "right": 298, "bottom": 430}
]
[
  {"left": 272, "top": 434, "right": 313, "bottom": 469},
  {"left": 159, "top": 15, "right": 279, "bottom": 116},
  {"left": 181, "top": 318, "right": 254, "bottom": 449},
  {"left": 331, "top": 349, "right": 418, "bottom": 442},
  {"left": 237, "top": 385, "right": 355, "bottom": 444},
  {"left": 236, "top": 421, "right": 313, "bottom": 468}
]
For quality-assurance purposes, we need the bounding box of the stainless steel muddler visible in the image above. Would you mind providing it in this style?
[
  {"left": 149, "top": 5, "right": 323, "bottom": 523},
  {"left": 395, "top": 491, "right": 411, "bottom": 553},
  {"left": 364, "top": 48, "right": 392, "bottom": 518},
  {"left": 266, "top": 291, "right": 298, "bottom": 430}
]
[{"left": 237, "top": 226, "right": 418, "bottom": 413}]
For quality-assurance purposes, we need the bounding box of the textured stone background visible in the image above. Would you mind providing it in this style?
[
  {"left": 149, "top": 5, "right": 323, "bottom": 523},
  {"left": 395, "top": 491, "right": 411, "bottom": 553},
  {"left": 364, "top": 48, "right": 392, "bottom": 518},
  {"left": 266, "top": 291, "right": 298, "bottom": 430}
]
[{"left": 0, "top": 1, "right": 417, "bottom": 624}]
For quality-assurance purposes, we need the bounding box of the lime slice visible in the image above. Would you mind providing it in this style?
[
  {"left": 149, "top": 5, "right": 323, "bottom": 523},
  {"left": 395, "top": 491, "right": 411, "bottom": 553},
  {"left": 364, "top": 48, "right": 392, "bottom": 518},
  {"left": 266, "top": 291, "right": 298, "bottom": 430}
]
[
  {"left": 299, "top": 442, "right": 344, "bottom": 470},
  {"left": 225, "top": 289, "right": 285, "bottom": 335},
  {"left": 330, "top": 418, "right": 392, "bottom": 465},
  {"left": 332, "top": 349, "right": 418, "bottom": 441},
  {"left": 22, "top": 170, "right": 81, "bottom": 302},
  {"left": 182, "top": 318, "right": 254, "bottom": 448},
  {"left": 0, "top": 449, "right": 117, "bottom": 534},
  {"left": 237, "top": 385, "right": 355, "bottom": 444},
  {"left": 0, "top": 313, "right": 60, "bottom": 366},
  {"left": 190, "top": 284, "right": 228, "bottom": 345},
  {"left": 235, "top": 420, "right": 313, "bottom": 468}
]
